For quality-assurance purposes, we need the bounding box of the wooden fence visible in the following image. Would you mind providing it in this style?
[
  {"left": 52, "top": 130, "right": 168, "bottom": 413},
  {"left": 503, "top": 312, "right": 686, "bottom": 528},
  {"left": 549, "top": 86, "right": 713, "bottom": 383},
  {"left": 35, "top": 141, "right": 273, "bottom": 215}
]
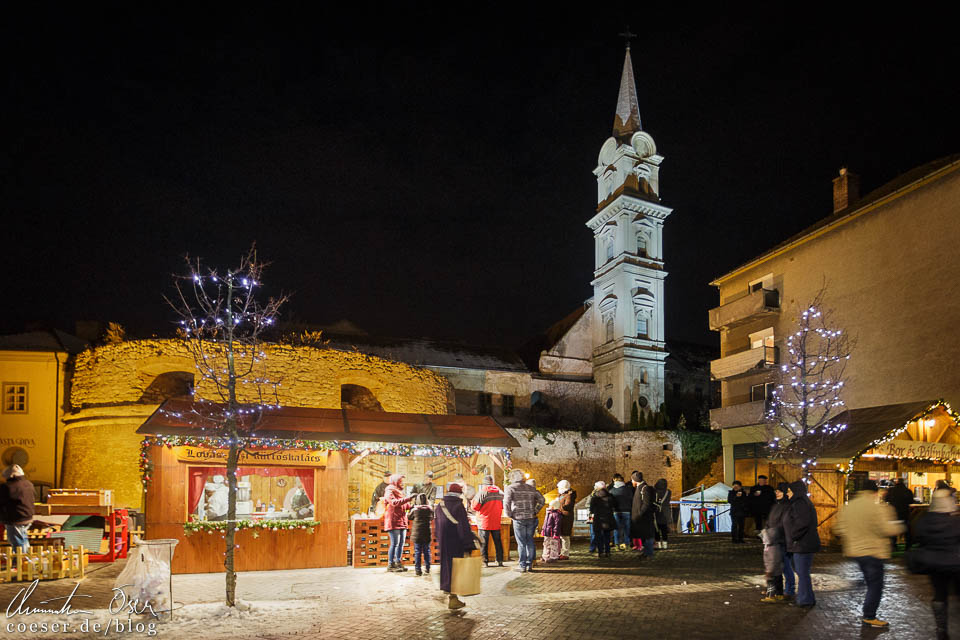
[{"left": 0, "top": 545, "right": 87, "bottom": 582}]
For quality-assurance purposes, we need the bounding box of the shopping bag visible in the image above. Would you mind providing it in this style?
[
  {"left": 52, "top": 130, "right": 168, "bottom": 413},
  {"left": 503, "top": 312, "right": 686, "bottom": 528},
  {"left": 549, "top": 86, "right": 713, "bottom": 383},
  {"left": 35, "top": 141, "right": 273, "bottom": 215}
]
[{"left": 450, "top": 553, "right": 482, "bottom": 596}]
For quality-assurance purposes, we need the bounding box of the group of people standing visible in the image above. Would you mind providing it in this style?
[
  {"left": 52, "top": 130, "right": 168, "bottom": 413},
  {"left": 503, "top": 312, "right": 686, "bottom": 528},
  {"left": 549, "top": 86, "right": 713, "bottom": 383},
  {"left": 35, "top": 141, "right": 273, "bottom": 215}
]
[
  {"left": 375, "top": 471, "right": 505, "bottom": 610},
  {"left": 727, "top": 475, "right": 776, "bottom": 543},
  {"left": 585, "top": 472, "right": 671, "bottom": 559},
  {"left": 834, "top": 479, "right": 960, "bottom": 638},
  {"left": 755, "top": 480, "right": 821, "bottom": 608}
]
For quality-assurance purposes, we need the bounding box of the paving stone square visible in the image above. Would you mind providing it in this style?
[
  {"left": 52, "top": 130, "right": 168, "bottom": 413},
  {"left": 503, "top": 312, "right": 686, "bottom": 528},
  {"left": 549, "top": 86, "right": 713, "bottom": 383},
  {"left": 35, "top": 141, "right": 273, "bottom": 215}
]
[{"left": 0, "top": 535, "right": 950, "bottom": 639}]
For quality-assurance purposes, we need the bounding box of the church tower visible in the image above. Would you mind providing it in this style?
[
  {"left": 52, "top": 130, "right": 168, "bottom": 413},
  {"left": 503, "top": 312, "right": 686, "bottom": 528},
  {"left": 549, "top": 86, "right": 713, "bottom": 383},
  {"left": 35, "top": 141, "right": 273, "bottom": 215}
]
[{"left": 587, "top": 44, "right": 671, "bottom": 425}]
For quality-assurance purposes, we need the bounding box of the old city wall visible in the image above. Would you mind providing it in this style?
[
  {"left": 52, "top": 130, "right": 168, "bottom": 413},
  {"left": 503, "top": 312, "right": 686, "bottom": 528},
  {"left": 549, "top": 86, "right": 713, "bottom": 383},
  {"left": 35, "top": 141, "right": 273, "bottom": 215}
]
[
  {"left": 505, "top": 427, "right": 683, "bottom": 517},
  {"left": 63, "top": 340, "right": 452, "bottom": 508}
]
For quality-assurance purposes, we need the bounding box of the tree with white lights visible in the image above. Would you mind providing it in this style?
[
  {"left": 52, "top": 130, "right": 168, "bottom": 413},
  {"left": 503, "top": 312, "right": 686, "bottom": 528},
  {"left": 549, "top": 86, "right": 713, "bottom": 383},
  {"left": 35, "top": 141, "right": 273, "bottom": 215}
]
[
  {"left": 765, "top": 288, "right": 854, "bottom": 480},
  {"left": 166, "top": 246, "right": 287, "bottom": 607}
]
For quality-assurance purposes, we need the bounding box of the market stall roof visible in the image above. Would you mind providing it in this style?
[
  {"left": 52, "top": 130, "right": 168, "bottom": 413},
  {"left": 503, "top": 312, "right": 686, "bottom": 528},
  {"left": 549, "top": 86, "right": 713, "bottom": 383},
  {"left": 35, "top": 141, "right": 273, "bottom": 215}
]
[
  {"left": 821, "top": 400, "right": 937, "bottom": 459},
  {"left": 137, "top": 398, "right": 521, "bottom": 448}
]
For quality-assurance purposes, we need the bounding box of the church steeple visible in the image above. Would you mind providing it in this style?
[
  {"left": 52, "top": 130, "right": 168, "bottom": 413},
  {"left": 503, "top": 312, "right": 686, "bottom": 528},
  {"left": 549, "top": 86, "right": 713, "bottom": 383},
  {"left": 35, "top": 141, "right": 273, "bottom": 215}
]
[
  {"left": 586, "top": 32, "right": 671, "bottom": 426},
  {"left": 613, "top": 45, "right": 642, "bottom": 142}
]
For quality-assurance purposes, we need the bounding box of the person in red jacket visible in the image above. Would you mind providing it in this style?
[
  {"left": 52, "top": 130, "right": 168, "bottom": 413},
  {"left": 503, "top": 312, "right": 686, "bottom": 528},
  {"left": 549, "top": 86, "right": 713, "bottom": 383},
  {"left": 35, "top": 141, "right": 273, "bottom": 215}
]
[
  {"left": 382, "top": 474, "right": 415, "bottom": 572},
  {"left": 471, "top": 475, "right": 505, "bottom": 567}
]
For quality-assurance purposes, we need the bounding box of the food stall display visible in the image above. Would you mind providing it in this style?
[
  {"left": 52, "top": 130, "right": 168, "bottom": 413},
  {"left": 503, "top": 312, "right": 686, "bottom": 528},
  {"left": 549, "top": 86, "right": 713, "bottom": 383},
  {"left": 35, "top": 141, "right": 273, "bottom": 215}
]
[{"left": 138, "top": 399, "right": 517, "bottom": 574}]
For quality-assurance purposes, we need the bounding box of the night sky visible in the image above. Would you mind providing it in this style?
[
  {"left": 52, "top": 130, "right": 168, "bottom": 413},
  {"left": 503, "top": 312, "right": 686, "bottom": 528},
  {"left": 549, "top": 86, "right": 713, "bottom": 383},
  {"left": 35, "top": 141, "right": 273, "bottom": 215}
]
[{"left": 4, "top": 8, "right": 959, "bottom": 348}]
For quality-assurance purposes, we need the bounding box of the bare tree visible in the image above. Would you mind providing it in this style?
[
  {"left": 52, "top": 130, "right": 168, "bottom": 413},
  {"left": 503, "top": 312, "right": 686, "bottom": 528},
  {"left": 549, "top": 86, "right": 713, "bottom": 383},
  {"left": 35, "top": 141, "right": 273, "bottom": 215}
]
[
  {"left": 165, "top": 246, "right": 288, "bottom": 606},
  {"left": 765, "top": 288, "right": 854, "bottom": 479}
]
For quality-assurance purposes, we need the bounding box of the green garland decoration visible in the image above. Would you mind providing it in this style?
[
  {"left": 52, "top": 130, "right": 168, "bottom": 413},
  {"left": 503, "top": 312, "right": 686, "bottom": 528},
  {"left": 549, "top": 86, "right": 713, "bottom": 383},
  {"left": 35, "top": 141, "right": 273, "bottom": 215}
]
[
  {"left": 183, "top": 518, "right": 321, "bottom": 537},
  {"left": 139, "top": 435, "right": 512, "bottom": 488}
]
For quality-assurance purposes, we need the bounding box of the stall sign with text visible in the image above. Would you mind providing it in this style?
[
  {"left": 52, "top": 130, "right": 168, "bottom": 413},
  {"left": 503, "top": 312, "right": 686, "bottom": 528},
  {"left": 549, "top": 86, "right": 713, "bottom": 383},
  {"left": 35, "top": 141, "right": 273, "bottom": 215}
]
[
  {"left": 869, "top": 439, "right": 960, "bottom": 462},
  {"left": 175, "top": 446, "right": 327, "bottom": 467}
]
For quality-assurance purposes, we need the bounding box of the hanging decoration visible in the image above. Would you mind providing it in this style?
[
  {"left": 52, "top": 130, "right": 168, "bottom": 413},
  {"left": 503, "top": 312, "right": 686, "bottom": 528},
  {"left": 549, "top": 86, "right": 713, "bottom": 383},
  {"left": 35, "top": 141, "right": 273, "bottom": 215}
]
[
  {"left": 842, "top": 399, "right": 960, "bottom": 475},
  {"left": 139, "top": 435, "right": 512, "bottom": 488}
]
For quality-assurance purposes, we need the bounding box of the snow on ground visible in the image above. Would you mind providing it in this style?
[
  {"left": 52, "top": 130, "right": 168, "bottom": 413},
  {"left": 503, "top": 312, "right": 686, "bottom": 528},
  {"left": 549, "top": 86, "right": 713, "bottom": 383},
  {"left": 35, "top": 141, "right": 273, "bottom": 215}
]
[
  {"left": 740, "top": 572, "right": 855, "bottom": 591},
  {"left": 5, "top": 598, "right": 338, "bottom": 639}
]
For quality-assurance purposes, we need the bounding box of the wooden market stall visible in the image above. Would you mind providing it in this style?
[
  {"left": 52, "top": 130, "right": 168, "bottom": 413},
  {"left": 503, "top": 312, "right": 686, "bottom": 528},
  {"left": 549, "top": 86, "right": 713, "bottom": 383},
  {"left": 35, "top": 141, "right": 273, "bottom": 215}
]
[
  {"left": 770, "top": 399, "right": 960, "bottom": 543},
  {"left": 138, "top": 399, "right": 519, "bottom": 574}
]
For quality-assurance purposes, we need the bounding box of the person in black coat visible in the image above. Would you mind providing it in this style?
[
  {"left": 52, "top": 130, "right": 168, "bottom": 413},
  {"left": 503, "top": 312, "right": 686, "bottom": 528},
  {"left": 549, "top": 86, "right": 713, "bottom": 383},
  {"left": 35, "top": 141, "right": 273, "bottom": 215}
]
[
  {"left": 653, "top": 478, "right": 672, "bottom": 550},
  {"left": 784, "top": 480, "right": 821, "bottom": 607},
  {"left": 748, "top": 475, "right": 777, "bottom": 535},
  {"left": 885, "top": 478, "right": 916, "bottom": 551},
  {"left": 408, "top": 493, "right": 434, "bottom": 576},
  {"left": 728, "top": 481, "right": 748, "bottom": 543},
  {"left": 589, "top": 482, "right": 617, "bottom": 558},
  {"left": 630, "top": 471, "right": 656, "bottom": 557},
  {"left": 914, "top": 488, "right": 960, "bottom": 640},
  {"left": 0, "top": 465, "right": 35, "bottom": 552}
]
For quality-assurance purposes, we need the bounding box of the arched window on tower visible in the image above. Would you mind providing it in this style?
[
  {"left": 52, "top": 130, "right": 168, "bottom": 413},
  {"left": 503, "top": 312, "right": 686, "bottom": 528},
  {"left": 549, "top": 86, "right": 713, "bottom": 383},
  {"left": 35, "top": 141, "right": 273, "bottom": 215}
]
[
  {"left": 605, "top": 235, "right": 615, "bottom": 261},
  {"left": 636, "top": 314, "right": 649, "bottom": 338},
  {"left": 636, "top": 233, "right": 648, "bottom": 258},
  {"left": 605, "top": 315, "right": 615, "bottom": 343}
]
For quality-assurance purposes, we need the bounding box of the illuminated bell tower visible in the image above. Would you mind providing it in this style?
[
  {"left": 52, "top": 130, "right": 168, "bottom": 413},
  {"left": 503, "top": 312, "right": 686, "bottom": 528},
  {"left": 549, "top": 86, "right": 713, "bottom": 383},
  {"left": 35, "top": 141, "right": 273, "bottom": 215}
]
[{"left": 587, "top": 41, "right": 671, "bottom": 424}]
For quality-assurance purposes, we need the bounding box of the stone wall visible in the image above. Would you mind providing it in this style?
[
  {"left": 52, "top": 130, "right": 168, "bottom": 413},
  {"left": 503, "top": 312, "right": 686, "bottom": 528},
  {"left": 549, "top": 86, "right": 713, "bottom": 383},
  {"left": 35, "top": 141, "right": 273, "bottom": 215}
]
[
  {"left": 63, "top": 340, "right": 452, "bottom": 508},
  {"left": 70, "top": 340, "right": 450, "bottom": 413},
  {"left": 505, "top": 427, "right": 683, "bottom": 511}
]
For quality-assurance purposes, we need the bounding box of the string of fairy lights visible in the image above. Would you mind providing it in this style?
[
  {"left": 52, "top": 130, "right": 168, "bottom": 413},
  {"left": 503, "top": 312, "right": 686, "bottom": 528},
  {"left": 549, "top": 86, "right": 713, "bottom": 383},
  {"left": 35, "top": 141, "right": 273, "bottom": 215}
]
[
  {"left": 138, "top": 435, "right": 512, "bottom": 488},
  {"left": 764, "top": 303, "right": 852, "bottom": 476},
  {"left": 841, "top": 399, "right": 960, "bottom": 475}
]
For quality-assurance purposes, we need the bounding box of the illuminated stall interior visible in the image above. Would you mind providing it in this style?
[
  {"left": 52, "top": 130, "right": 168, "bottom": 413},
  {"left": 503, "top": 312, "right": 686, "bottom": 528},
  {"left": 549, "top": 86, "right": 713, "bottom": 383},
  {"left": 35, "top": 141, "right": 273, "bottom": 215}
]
[
  {"left": 832, "top": 400, "right": 960, "bottom": 503},
  {"left": 138, "top": 399, "right": 518, "bottom": 574}
]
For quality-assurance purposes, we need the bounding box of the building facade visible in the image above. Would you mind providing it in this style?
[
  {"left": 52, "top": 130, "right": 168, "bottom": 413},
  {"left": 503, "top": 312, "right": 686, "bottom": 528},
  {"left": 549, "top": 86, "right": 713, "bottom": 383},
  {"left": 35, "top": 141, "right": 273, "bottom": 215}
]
[
  {"left": 709, "top": 156, "right": 960, "bottom": 485},
  {"left": 0, "top": 331, "right": 86, "bottom": 489}
]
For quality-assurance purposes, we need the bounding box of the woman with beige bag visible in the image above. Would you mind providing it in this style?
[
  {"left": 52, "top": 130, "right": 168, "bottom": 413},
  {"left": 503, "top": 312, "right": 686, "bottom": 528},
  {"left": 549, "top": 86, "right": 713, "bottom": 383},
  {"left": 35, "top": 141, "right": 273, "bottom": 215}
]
[{"left": 436, "top": 483, "right": 482, "bottom": 610}]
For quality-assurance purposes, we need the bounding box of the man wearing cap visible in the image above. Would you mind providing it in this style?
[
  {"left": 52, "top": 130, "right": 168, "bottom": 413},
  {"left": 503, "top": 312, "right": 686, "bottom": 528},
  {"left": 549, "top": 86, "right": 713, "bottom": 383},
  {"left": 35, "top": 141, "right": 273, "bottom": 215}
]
[
  {"left": 834, "top": 479, "right": 906, "bottom": 628},
  {"left": 1, "top": 465, "right": 35, "bottom": 552},
  {"left": 471, "top": 475, "right": 505, "bottom": 567},
  {"left": 370, "top": 470, "right": 391, "bottom": 514},
  {"left": 414, "top": 470, "right": 440, "bottom": 504},
  {"left": 503, "top": 469, "right": 545, "bottom": 572}
]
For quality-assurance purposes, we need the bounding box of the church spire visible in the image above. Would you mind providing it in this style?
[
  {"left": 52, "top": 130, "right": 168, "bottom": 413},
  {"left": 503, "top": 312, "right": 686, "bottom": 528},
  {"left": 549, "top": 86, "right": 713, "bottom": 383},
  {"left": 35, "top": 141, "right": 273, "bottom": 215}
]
[{"left": 613, "top": 37, "right": 642, "bottom": 143}]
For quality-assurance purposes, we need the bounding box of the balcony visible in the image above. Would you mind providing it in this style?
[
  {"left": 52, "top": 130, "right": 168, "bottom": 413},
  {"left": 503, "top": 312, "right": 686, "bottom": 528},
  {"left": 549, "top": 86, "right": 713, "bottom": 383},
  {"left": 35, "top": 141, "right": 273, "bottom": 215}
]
[
  {"left": 709, "top": 288, "right": 780, "bottom": 331},
  {"left": 710, "top": 345, "right": 779, "bottom": 380},
  {"left": 710, "top": 399, "right": 769, "bottom": 430}
]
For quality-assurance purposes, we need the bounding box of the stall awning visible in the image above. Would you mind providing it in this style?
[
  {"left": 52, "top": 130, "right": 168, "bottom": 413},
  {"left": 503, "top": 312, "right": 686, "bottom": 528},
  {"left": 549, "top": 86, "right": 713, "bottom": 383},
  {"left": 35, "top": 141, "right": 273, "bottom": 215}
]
[
  {"left": 137, "top": 398, "right": 520, "bottom": 448},
  {"left": 821, "top": 400, "right": 938, "bottom": 460}
]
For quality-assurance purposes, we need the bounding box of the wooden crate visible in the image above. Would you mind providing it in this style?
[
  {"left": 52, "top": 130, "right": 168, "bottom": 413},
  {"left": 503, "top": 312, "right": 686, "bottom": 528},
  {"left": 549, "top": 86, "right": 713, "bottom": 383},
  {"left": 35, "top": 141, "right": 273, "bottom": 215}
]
[{"left": 48, "top": 489, "right": 113, "bottom": 507}]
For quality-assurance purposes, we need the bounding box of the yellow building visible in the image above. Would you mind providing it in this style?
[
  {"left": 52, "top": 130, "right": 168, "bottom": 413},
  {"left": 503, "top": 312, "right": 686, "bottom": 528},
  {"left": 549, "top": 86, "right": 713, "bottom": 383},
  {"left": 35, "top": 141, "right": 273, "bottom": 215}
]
[
  {"left": 0, "top": 330, "right": 87, "bottom": 489},
  {"left": 708, "top": 156, "right": 960, "bottom": 486}
]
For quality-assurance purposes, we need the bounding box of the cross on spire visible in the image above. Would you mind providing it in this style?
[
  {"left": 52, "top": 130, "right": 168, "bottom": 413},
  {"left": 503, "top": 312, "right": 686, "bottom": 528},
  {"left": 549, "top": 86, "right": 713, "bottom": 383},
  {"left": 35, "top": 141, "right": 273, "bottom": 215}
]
[{"left": 619, "top": 25, "right": 637, "bottom": 50}]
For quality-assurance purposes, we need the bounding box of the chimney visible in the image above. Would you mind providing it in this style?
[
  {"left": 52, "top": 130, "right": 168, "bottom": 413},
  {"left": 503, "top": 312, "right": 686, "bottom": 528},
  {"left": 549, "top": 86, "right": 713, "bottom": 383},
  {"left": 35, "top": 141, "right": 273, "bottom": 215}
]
[{"left": 832, "top": 167, "right": 860, "bottom": 213}]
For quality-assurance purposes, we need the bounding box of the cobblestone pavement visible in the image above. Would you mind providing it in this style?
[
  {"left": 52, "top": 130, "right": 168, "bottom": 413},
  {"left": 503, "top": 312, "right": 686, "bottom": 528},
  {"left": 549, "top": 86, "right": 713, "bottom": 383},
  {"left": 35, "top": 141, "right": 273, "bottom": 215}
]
[{"left": 1, "top": 535, "right": 952, "bottom": 639}]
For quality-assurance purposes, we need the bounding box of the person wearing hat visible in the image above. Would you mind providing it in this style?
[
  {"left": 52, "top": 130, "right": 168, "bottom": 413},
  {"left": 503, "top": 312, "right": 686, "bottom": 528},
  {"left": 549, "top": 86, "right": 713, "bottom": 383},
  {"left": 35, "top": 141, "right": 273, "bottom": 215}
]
[
  {"left": 436, "top": 482, "right": 476, "bottom": 609},
  {"left": 759, "top": 482, "right": 791, "bottom": 603},
  {"left": 414, "top": 470, "right": 440, "bottom": 504},
  {"left": 202, "top": 478, "right": 229, "bottom": 521},
  {"left": 370, "top": 470, "right": 392, "bottom": 514},
  {"left": 556, "top": 479, "right": 577, "bottom": 559},
  {"left": 1, "top": 465, "right": 35, "bottom": 552},
  {"left": 503, "top": 469, "right": 545, "bottom": 572},
  {"left": 471, "top": 475, "right": 505, "bottom": 567},
  {"left": 834, "top": 479, "right": 905, "bottom": 628}
]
